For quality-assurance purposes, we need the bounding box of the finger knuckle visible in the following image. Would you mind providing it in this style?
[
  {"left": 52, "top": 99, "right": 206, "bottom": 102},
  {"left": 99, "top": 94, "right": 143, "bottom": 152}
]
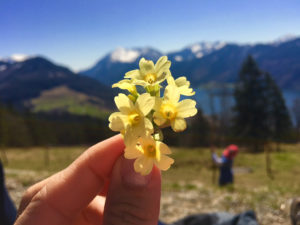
[{"left": 21, "top": 186, "right": 36, "bottom": 203}]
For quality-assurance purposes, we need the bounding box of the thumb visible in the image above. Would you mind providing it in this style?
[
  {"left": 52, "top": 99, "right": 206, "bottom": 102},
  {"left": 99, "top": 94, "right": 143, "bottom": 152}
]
[{"left": 103, "top": 156, "right": 161, "bottom": 225}]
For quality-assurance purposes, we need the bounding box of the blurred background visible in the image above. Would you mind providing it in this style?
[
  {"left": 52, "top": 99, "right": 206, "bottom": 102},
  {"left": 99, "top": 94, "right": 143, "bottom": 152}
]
[{"left": 0, "top": 0, "right": 300, "bottom": 224}]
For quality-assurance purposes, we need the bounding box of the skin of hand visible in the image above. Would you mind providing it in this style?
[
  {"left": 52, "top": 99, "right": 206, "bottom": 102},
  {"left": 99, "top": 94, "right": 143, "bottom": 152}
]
[{"left": 14, "top": 135, "right": 161, "bottom": 225}]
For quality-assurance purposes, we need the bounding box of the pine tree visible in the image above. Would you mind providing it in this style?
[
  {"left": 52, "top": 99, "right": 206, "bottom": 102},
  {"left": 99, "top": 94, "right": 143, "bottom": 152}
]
[
  {"left": 233, "top": 55, "right": 269, "bottom": 152},
  {"left": 292, "top": 98, "right": 300, "bottom": 141},
  {"left": 264, "top": 73, "right": 292, "bottom": 150}
]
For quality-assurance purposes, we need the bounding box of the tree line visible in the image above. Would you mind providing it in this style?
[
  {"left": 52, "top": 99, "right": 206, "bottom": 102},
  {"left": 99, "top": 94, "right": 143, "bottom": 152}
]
[
  {"left": 0, "top": 106, "right": 114, "bottom": 147},
  {"left": 0, "top": 55, "right": 299, "bottom": 151}
]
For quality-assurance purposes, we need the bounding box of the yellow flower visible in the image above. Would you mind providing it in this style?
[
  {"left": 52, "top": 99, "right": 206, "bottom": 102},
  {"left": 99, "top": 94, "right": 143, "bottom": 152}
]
[
  {"left": 124, "top": 135, "right": 174, "bottom": 175},
  {"left": 124, "top": 56, "right": 171, "bottom": 87},
  {"left": 109, "top": 93, "right": 154, "bottom": 144},
  {"left": 112, "top": 79, "right": 137, "bottom": 96},
  {"left": 167, "top": 75, "right": 195, "bottom": 96},
  {"left": 153, "top": 85, "right": 197, "bottom": 132}
]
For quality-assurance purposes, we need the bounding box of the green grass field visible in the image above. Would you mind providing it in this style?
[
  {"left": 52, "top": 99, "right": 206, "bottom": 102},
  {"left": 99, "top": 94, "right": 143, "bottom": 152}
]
[
  {"left": 2, "top": 143, "right": 300, "bottom": 224},
  {"left": 3, "top": 143, "right": 300, "bottom": 194}
]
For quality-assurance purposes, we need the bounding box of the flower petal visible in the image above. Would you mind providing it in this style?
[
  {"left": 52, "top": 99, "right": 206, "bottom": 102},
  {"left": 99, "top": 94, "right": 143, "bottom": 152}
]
[
  {"left": 144, "top": 118, "right": 154, "bottom": 133},
  {"left": 132, "top": 79, "right": 148, "bottom": 87},
  {"left": 155, "top": 70, "right": 168, "bottom": 83},
  {"left": 179, "top": 86, "right": 195, "bottom": 96},
  {"left": 135, "top": 93, "right": 154, "bottom": 116},
  {"left": 139, "top": 135, "right": 156, "bottom": 148},
  {"left": 155, "top": 56, "right": 171, "bottom": 81},
  {"left": 177, "top": 99, "right": 197, "bottom": 118},
  {"left": 153, "top": 111, "right": 167, "bottom": 126},
  {"left": 175, "top": 76, "right": 189, "bottom": 87},
  {"left": 164, "top": 85, "right": 180, "bottom": 103},
  {"left": 166, "top": 74, "right": 176, "bottom": 85},
  {"left": 124, "top": 129, "right": 137, "bottom": 147},
  {"left": 139, "top": 58, "right": 155, "bottom": 75},
  {"left": 134, "top": 157, "right": 154, "bottom": 175},
  {"left": 114, "top": 93, "right": 134, "bottom": 114},
  {"left": 127, "top": 118, "right": 153, "bottom": 139},
  {"left": 124, "top": 146, "right": 143, "bottom": 159},
  {"left": 154, "top": 56, "right": 168, "bottom": 71},
  {"left": 155, "top": 155, "right": 174, "bottom": 171},
  {"left": 171, "top": 118, "right": 187, "bottom": 132},
  {"left": 112, "top": 79, "right": 137, "bottom": 94},
  {"left": 125, "top": 69, "right": 141, "bottom": 79},
  {"left": 157, "top": 141, "right": 172, "bottom": 154},
  {"left": 108, "top": 112, "right": 127, "bottom": 131},
  {"left": 153, "top": 97, "right": 162, "bottom": 111},
  {"left": 156, "top": 62, "right": 171, "bottom": 79}
]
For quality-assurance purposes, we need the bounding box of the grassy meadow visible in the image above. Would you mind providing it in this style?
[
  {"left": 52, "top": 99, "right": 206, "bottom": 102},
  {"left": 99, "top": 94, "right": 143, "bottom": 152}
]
[{"left": 2, "top": 143, "right": 300, "bottom": 224}]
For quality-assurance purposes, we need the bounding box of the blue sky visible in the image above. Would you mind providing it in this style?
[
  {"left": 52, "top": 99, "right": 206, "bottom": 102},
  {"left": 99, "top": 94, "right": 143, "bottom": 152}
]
[{"left": 1, "top": 0, "right": 300, "bottom": 70}]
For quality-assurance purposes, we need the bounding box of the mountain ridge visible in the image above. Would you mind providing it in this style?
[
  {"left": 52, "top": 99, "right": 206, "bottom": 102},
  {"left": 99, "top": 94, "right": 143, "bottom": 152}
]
[
  {"left": 0, "top": 56, "right": 115, "bottom": 118},
  {"left": 80, "top": 37, "right": 300, "bottom": 91}
]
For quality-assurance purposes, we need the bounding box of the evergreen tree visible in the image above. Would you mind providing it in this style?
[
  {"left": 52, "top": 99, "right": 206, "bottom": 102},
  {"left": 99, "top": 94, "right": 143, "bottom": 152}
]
[
  {"left": 264, "top": 73, "right": 292, "bottom": 149},
  {"left": 233, "top": 55, "right": 269, "bottom": 152},
  {"left": 292, "top": 98, "right": 300, "bottom": 141}
]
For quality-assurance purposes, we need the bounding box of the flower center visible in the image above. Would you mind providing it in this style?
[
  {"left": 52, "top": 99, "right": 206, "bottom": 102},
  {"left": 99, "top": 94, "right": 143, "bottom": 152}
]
[
  {"left": 128, "top": 112, "right": 140, "bottom": 125},
  {"left": 160, "top": 103, "right": 177, "bottom": 120},
  {"left": 144, "top": 73, "right": 157, "bottom": 84},
  {"left": 144, "top": 144, "right": 156, "bottom": 158}
]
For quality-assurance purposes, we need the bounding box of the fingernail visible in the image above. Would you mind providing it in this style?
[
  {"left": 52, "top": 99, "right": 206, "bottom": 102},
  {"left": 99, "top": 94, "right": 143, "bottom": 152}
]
[{"left": 121, "top": 156, "right": 152, "bottom": 188}]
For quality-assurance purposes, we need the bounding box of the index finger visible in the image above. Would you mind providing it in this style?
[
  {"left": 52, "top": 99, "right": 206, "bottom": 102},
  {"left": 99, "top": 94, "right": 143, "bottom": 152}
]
[{"left": 32, "top": 135, "right": 124, "bottom": 222}]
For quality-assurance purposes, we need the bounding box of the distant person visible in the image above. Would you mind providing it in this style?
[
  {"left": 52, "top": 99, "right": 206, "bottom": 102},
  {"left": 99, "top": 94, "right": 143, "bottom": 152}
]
[
  {"left": 211, "top": 145, "right": 239, "bottom": 186},
  {"left": 0, "top": 160, "right": 17, "bottom": 225}
]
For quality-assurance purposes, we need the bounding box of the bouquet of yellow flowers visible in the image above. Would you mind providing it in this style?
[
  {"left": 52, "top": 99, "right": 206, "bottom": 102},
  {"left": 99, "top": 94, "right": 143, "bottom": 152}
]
[{"left": 108, "top": 56, "right": 197, "bottom": 175}]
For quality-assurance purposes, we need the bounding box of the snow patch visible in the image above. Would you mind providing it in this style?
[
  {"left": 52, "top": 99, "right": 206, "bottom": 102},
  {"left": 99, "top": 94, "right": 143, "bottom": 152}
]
[
  {"left": 196, "top": 52, "right": 203, "bottom": 58},
  {"left": 189, "top": 42, "right": 226, "bottom": 56},
  {"left": 190, "top": 44, "right": 202, "bottom": 53},
  {"left": 110, "top": 48, "right": 140, "bottom": 63},
  {"left": 215, "top": 42, "right": 226, "bottom": 50},
  {"left": 174, "top": 55, "right": 183, "bottom": 61},
  {"left": 0, "top": 65, "right": 7, "bottom": 71},
  {"left": 204, "top": 42, "right": 212, "bottom": 49},
  {"left": 272, "top": 34, "right": 298, "bottom": 45},
  {"left": 10, "top": 54, "right": 29, "bottom": 62},
  {"left": 1, "top": 54, "right": 31, "bottom": 63}
]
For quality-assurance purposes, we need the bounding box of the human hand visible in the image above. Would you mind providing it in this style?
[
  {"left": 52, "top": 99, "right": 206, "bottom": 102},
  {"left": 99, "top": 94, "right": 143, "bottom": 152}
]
[{"left": 15, "top": 135, "right": 161, "bottom": 225}]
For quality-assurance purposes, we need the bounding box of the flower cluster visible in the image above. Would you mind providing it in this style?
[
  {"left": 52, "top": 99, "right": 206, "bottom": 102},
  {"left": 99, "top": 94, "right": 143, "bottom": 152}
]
[{"left": 109, "top": 56, "right": 197, "bottom": 175}]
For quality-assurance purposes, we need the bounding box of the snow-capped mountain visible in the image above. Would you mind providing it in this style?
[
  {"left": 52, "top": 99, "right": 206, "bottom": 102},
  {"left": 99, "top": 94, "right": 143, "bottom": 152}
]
[
  {"left": 110, "top": 48, "right": 140, "bottom": 63},
  {"left": 271, "top": 34, "right": 298, "bottom": 46},
  {"left": 0, "top": 54, "right": 31, "bottom": 64},
  {"left": 167, "top": 41, "right": 226, "bottom": 62},
  {"left": 81, "top": 42, "right": 228, "bottom": 86},
  {"left": 81, "top": 47, "right": 162, "bottom": 85},
  {"left": 109, "top": 47, "right": 162, "bottom": 63},
  {"left": 81, "top": 37, "right": 300, "bottom": 91}
]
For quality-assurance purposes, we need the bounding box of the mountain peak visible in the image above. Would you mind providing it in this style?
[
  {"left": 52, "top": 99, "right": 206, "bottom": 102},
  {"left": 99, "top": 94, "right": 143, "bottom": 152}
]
[
  {"left": 0, "top": 54, "right": 32, "bottom": 63},
  {"left": 109, "top": 47, "right": 163, "bottom": 63},
  {"left": 110, "top": 47, "right": 141, "bottom": 63},
  {"left": 187, "top": 41, "right": 226, "bottom": 58},
  {"left": 168, "top": 41, "right": 226, "bottom": 62},
  {"left": 272, "top": 34, "right": 298, "bottom": 45}
]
